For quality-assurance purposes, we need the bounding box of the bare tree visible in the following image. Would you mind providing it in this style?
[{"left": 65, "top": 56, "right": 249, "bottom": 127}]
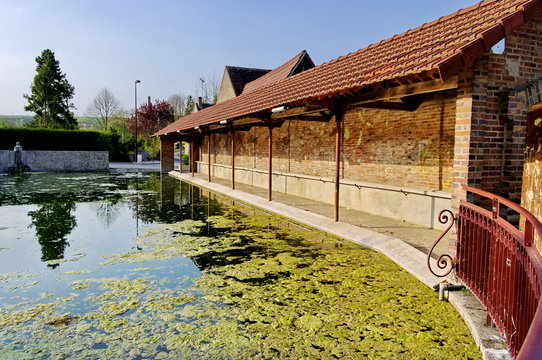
[
  {"left": 197, "top": 73, "right": 220, "bottom": 104},
  {"left": 167, "top": 94, "right": 187, "bottom": 118},
  {"left": 87, "top": 88, "right": 121, "bottom": 130}
]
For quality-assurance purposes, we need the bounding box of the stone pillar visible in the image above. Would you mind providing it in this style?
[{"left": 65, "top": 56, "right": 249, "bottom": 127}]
[{"left": 160, "top": 135, "right": 175, "bottom": 173}]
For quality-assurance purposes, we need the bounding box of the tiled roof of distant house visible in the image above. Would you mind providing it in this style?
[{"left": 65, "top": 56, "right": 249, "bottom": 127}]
[
  {"left": 156, "top": 0, "right": 541, "bottom": 136},
  {"left": 242, "top": 50, "right": 315, "bottom": 95},
  {"left": 225, "top": 66, "right": 271, "bottom": 96}
]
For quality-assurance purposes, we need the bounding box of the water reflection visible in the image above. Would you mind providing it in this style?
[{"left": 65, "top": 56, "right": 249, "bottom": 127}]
[
  {"left": 28, "top": 202, "right": 77, "bottom": 268},
  {"left": 0, "top": 172, "right": 225, "bottom": 268},
  {"left": 90, "top": 200, "right": 121, "bottom": 228}
]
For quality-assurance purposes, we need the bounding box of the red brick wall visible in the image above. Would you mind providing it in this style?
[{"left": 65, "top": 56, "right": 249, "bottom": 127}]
[
  {"left": 342, "top": 93, "right": 456, "bottom": 190},
  {"left": 200, "top": 92, "right": 456, "bottom": 191},
  {"left": 453, "top": 17, "right": 542, "bottom": 213}
]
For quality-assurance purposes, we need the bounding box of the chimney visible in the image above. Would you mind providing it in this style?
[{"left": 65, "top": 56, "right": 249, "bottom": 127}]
[
  {"left": 147, "top": 96, "right": 151, "bottom": 105},
  {"left": 198, "top": 96, "right": 203, "bottom": 108}
]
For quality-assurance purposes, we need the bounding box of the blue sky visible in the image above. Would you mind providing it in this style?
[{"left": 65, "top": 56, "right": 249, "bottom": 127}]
[{"left": 0, "top": 0, "right": 478, "bottom": 116}]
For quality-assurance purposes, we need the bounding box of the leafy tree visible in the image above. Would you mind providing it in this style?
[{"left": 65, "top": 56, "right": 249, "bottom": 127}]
[
  {"left": 24, "top": 49, "right": 77, "bottom": 129},
  {"left": 86, "top": 88, "right": 121, "bottom": 130},
  {"left": 128, "top": 100, "right": 175, "bottom": 140},
  {"left": 108, "top": 110, "right": 133, "bottom": 144}
]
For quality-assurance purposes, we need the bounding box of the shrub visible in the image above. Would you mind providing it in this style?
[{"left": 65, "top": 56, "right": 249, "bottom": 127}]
[{"left": 0, "top": 128, "right": 129, "bottom": 161}]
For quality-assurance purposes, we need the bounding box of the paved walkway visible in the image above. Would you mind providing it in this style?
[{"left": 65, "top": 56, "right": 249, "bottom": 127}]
[
  {"left": 109, "top": 161, "right": 161, "bottom": 172},
  {"left": 176, "top": 171, "right": 448, "bottom": 258}
]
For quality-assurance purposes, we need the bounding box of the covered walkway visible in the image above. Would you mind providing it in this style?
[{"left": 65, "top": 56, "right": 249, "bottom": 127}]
[{"left": 173, "top": 170, "right": 445, "bottom": 257}]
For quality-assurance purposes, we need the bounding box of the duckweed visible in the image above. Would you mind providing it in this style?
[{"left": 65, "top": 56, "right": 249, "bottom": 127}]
[{"left": 0, "top": 177, "right": 481, "bottom": 359}]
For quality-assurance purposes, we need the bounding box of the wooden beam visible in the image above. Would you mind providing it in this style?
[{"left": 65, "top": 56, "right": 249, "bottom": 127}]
[
  {"left": 285, "top": 115, "right": 332, "bottom": 122},
  {"left": 357, "top": 101, "right": 419, "bottom": 112},
  {"left": 268, "top": 125, "right": 273, "bottom": 201},
  {"left": 190, "top": 137, "right": 194, "bottom": 177},
  {"left": 334, "top": 110, "right": 343, "bottom": 222},
  {"left": 344, "top": 76, "right": 458, "bottom": 108},
  {"left": 270, "top": 105, "right": 326, "bottom": 119},
  {"left": 207, "top": 133, "right": 211, "bottom": 182},
  {"left": 231, "top": 129, "right": 235, "bottom": 190}
]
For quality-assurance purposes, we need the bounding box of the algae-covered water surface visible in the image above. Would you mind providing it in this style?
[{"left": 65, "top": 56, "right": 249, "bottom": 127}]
[{"left": 0, "top": 172, "right": 480, "bottom": 359}]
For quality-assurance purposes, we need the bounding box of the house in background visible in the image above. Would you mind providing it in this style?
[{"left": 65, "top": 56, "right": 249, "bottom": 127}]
[{"left": 216, "top": 66, "right": 270, "bottom": 103}]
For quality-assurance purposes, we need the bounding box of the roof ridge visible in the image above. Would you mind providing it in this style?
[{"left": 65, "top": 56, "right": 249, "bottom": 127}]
[
  {"left": 225, "top": 65, "right": 271, "bottom": 72},
  {"left": 241, "top": 50, "right": 310, "bottom": 94}
]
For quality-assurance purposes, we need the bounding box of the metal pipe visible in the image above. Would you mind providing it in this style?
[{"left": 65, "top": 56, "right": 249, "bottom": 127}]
[
  {"left": 438, "top": 283, "right": 465, "bottom": 301},
  {"left": 134, "top": 80, "right": 141, "bottom": 163}
]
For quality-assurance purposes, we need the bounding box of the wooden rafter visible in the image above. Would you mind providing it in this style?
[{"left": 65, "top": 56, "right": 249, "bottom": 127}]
[
  {"left": 344, "top": 76, "right": 458, "bottom": 109},
  {"left": 357, "top": 101, "right": 419, "bottom": 112},
  {"left": 270, "top": 105, "right": 326, "bottom": 119}
]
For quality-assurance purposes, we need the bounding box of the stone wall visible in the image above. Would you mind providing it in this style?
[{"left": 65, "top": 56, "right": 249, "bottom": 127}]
[{"left": 0, "top": 150, "right": 108, "bottom": 172}]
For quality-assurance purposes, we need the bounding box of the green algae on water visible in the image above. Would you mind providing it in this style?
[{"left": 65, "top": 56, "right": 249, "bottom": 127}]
[{"left": 0, "top": 200, "right": 481, "bottom": 359}]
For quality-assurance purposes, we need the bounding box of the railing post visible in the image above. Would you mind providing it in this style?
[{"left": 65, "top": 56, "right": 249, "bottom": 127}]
[
  {"left": 525, "top": 221, "right": 534, "bottom": 247},
  {"left": 492, "top": 197, "right": 500, "bottom": 219}
]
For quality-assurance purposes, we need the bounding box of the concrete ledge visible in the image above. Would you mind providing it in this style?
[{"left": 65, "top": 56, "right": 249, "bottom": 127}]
[
  {"left": 170, "top": 170, "right": 509, "bottom": 360},
  {"left": 0, "top": 150, "right": 108, "bottom": 172}
]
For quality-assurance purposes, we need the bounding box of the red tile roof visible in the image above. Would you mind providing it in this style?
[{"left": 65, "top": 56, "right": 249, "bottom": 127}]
[
  {"left": 242, "top": 50, "right": 312, "bottom": 94},
  {"left": 156, "top": 0, "right": 542, "bottom": 136}
]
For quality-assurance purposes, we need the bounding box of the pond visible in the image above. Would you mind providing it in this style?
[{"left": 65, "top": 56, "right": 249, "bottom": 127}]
[{"left": 0, "top": 172, "right": 480, "bottom": 359}]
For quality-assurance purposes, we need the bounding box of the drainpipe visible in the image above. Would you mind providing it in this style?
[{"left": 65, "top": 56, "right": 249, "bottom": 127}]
[{"left": 438, "top": 282, "right": 465, "bottom": 301}]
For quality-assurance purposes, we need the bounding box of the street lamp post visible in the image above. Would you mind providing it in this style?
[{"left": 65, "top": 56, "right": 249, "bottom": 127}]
[{"left": 134, "top": 80, "right": 141, "bottom": 163}]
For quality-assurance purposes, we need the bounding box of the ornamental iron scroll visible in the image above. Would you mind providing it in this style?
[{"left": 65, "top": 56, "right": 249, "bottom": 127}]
[{"left": 427, "top": 209, "right": 456, "bottom": 278}]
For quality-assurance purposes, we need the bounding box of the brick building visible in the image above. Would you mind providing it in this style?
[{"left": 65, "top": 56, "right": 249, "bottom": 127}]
[{"left": 156, "top": 0, "right": 542, "bottom": 250}]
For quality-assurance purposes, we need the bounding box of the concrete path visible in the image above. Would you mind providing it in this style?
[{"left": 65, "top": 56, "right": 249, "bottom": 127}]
[
  {"left": 109, "top": 161, "right": 160, "bottom": 172},
  {"left": 170, "top": 170, "right": 509, "bottom": 360}
]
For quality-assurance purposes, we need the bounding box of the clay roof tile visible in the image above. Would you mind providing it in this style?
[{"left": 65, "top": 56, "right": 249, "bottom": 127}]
[{"left": 156, "top": 0, "right": 539, "bottom": 136}]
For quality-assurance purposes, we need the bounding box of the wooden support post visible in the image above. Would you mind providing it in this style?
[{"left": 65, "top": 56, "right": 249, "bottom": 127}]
[
  {"left": 190, "top": 138, "right": 194, "bottom": 177},
  {"left": 207, "top": 134, "right": 211, "bottom": 182},
  {"left": 268, "top": 125, "right": 273, "bottom": 201},
  {"left": 334, "top": 109, "right": 343, "bottom": 222},
  {"left": 231, "top": 129, "right": 236, "bottom": 190}
]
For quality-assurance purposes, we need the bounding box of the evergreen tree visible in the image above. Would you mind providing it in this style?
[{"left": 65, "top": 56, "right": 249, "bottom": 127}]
[
  {"left": 24, "top": 49, "right": 77, "bottom": 129},
  {"left": 184, "top": 95, "right": 195, "bottom": 116}
]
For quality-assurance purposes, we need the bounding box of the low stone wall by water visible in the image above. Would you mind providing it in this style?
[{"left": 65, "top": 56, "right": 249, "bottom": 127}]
[
  {"left": 0, "top": 150, "right": 108, "bottom": 172},
  {"left": 197, "top": 161, "right": 451, "bottom": 230}
]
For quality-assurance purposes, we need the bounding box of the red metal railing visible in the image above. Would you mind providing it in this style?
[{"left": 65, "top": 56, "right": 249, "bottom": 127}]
[{"left": 455, "top": 185, "right": 542, "bottom": 359}]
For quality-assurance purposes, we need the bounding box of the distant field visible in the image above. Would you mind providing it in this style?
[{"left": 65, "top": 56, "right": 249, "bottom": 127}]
[
  {"left": 0, "top": 115, "right": 98, "bottom": 128},
  {"left": 0, "top": 115, "right": 34, "bottom": 127}
]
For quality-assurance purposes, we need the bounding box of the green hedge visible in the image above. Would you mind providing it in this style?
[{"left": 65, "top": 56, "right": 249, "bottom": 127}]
[{"left": 0, "top": 128, "right": 129, "bottom": 161}]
